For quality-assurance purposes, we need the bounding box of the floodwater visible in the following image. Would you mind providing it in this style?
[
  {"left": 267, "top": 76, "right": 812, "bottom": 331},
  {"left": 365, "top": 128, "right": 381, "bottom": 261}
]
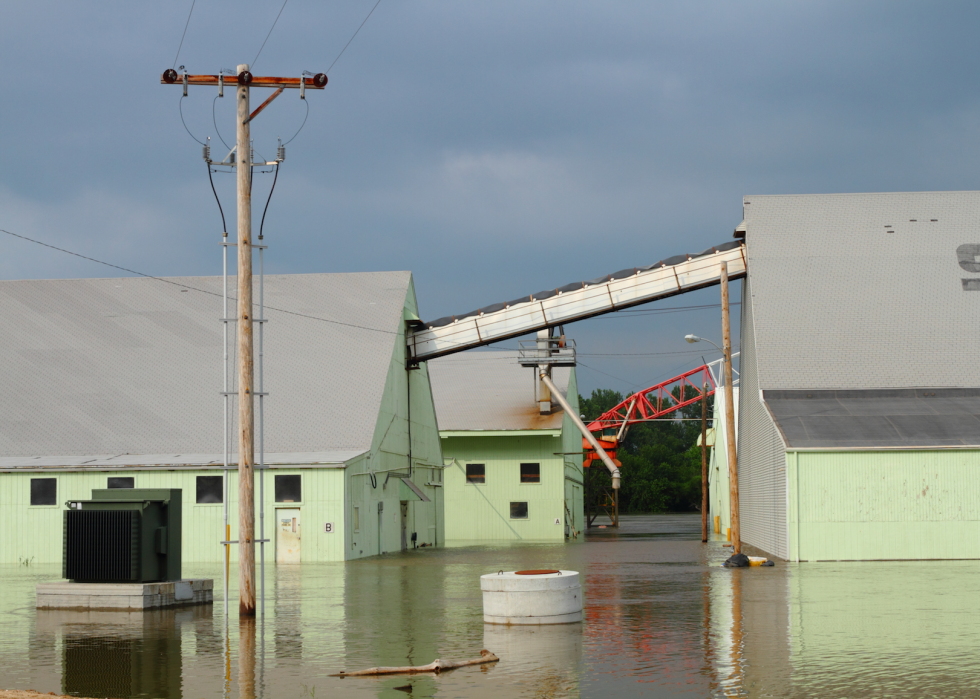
[{"left": 2, "top": 515, "right": 980, "bottom": 698}]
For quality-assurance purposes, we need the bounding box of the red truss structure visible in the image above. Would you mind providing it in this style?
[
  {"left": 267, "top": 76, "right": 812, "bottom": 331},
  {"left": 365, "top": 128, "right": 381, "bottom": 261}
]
[{"left": 582, "top": 364, "right": 716, "bottom": 468}]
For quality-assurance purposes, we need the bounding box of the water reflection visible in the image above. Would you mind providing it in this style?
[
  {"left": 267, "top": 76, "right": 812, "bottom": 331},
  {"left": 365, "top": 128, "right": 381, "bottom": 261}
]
[
  {"left": 36, "top": 608, "right": 201, "bottom": 698},
  {"left": 483, "top": 624, "right": 582, "bottom": 696},
  {"left": 1, "top": 517, "right": 980, "bottom": 698}
]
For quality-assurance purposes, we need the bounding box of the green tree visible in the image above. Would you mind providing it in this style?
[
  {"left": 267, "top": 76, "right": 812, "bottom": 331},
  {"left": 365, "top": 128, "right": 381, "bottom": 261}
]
[{"left": 579, "top": 382, "right": 712, "bottom": 514}]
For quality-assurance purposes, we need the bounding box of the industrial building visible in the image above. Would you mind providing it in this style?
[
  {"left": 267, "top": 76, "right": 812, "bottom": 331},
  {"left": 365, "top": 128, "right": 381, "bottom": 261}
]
[
  {"left": 706, "top": 385, "right": 737, "bottom": 541},
  {"left": 0, "top": 272, "right": 443, "bottom": 564},
  {"left": 428, "top": 352, "right": 585, "bottom": 543},
  {"left": 734, "top": 190, "right": 980, "bottom": 561}
]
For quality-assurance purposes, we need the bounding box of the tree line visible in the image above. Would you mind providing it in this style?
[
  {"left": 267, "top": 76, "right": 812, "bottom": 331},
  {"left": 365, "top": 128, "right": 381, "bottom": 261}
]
[{"left": 578, "top": 384, "right": 711, "bottom": 514}]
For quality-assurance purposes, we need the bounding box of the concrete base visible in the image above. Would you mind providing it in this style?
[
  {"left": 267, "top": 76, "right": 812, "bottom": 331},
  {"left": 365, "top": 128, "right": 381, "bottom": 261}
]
[
  {"left": 36, "top": 579, "right": 213, "bottom": 611},
  {"left": 481, "top": 570, "right": 583, "bottom": 625},
  {"left": 483, "top": 610, "right": 583, "bottom": 625}
]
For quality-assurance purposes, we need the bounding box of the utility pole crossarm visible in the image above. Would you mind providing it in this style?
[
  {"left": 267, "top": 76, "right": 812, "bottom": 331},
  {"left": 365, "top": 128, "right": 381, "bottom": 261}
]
[{"left": 161, "top": 71, "right": 326, "bottom": 89}]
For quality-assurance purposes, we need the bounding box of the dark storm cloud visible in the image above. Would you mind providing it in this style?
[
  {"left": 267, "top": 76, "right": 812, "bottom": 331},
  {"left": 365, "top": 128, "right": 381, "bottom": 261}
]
[{"left": 0, "top": 1, "right": 978, "bottom": 390}]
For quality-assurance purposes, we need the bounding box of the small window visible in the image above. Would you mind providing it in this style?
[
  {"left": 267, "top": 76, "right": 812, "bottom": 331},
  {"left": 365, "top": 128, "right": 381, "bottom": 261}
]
[
  {"left": 196, "top": 476, "right": 223, "bottom": 504},
  {"left": 466, "top": 464, "right": 485, "bottom": 484},
  {"left": 31, "top": 478, "right": 57, "bottom": 506},
  {"left": 275, "top": 475, "right": 302, "bottom": 503},
  {"left": 107, "top": 477, "right": 134, "bottom": 489},
  {"left": 510, "top": 502, "right": 529, "bottom": 519},
  {"left": 520, "top": 463, "right": 540, "bottom": 484},
  {"left": 353, "top": 506, "right": 360, "bottom": 532}
]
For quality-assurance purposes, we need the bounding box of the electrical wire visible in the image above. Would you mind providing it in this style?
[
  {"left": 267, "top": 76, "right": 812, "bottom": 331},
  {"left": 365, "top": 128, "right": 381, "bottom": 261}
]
[
  {"left": 252, "top": 0, "right": 289, "bottom": 69},
  {"left": 258, "top": 163, "right": 279, "bottom": 240},
  {"left": 580, "top": 349, "right": 721, "bottom": 357},
  {"left": 283, "top": 99, "right": 309, "bottom": 145},
  {"left": 577, "top": 361, "right": 642, "bottom": 389},
  {"left": 0, "top": 228, "right": 398, "bottom": 336},
  {"left": 179, "top": 96, "right": 206, "bottom": 146},
  {"left": 595, "top": 302, "right": 741, "bottom": 319},
  {"left": 172, "top": 0, "right": 197, "bottom": 69},
  {"left": 207, "top": 163, "right": 228, "bottom": 234},
  {"left": 0, "top": 226, "right": 742, "bottom": 363},
  {"left": 326, "top": 0, "right": 383, "bottom": 74},
  {"left": 213, "top": 95, "right": 232, "bottom": 151}
]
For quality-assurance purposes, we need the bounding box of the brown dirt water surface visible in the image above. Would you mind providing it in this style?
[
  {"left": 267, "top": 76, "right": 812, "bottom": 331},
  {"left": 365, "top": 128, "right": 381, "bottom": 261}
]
[{"left": 2, "top": 514, "right": 980, "bottom": 698}]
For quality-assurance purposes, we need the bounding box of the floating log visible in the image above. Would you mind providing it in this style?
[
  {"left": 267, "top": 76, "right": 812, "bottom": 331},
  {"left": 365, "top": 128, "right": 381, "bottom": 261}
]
[{"left": 332, "top": 649, "right": 499, "bottom": 677}]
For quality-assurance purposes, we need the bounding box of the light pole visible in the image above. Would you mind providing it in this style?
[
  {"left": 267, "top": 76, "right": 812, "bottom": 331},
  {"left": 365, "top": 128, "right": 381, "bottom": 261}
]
[
  {"left": 685, "top": 334, "right": 719, "bottom": 543},
  {"left": 685, "top": 334, "right": 722, "bottom": 354}
]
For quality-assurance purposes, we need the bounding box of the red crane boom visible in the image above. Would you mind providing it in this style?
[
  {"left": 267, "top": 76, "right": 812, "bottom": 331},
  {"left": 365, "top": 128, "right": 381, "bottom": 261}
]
[{"left": 582, "top": 364, "right": 715, "bottom": 468}]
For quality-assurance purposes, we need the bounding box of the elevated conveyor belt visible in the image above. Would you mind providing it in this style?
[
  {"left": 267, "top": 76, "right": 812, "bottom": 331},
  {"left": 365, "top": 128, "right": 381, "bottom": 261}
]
[{"left": 408, "top": 240, "right": 745, "bottom": 363}]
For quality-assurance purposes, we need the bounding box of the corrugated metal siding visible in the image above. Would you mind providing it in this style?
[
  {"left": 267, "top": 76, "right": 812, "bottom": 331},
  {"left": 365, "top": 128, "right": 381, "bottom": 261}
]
[
  {"left": 0, "top": 468, "right": 346, "bottom": 564},
  {"left": 742, "top": 191, "right": 980, "bottom": 390},
  {"left": 0, "top": 272, "right": 411, "bottom": 459},
  {"left": 708, "top": 391, "right": 733, "bottom": 536},
  {"left": 793, "top": 449, "right": 980, "bottom": 560},
  {"left": 429, "top": 353, "right": 571, "bottom": 431},
  {"left": 441, "top": 433, "right": 566, "bottom": 543},
  {"left": 344, "top": 279, "right": 444, "bottom": 560},
  {"left": 738, "top": 276, "right": 789, "bottom": 559},
  {"left": 561, "top": 369, "right": 585, "bottom": 538}
]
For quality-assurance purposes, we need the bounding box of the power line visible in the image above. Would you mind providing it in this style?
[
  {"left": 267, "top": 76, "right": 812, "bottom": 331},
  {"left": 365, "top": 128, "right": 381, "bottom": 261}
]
[
  {"left": 213, "top": 95, "right": 232, "bottom": 151},
  {"left": 577, "top": 361, "right": 642, "bottom": 389},
  {"left": 179, "top": 95, "right": 206, "bottom": 146},
  {"left": 172, "top": 0, "right": 197, "bottom": 69},
  {"left": 594, "top": 302, "right": 741, "bottom": 319},
  {"left": 252, "top": 0, "right": 289, "bottom": 69},
  {"left": 283, "top": 99, "right": 309, "bottom": 145},
  {"left": 581, "top": 349, "right": 721, "bottom": 357},
  {"left": 0, "top": 228, "right": 744, "bottom": 348},
  {"left": 0, "top": 228, "right": 398, "bottom": 336},
  {"left": 327, "top": 0, "right": 383, "bottom": 74}
]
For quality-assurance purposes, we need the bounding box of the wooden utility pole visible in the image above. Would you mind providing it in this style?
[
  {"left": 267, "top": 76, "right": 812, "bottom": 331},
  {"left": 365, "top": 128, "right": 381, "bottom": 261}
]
[
  {"left": 720, "top": 262, "right": 740, "bottom": 555},
  {"left": 701, "top": 382, "right": 708, "bottom": 542},
  {"left": 161, "top": 66, "right": 327, "bottom": 618},
  {"left": 236, "top": 63, "right": 256, "bottom": 617}
]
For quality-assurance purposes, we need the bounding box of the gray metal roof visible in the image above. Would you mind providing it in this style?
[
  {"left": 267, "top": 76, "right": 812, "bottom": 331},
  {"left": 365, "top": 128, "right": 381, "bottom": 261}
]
[
  {"left": 743, "top": 191, "right": 980, "bottom": 390},
  {"left": 428, "top": 351, "right": 571, "bottom": 431},
  {"left": 765, "top": 389, "right": 980, "bottom": 449},
  {"left": 0, "top": 272, "right": 411, "bottom": 466}
]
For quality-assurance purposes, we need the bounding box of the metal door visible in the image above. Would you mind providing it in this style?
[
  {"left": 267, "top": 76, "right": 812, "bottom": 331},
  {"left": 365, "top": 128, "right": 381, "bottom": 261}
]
[
  {"left": 276, "top": 508, "right": 301, "bottom": 564},
  {"left": 400, "top": 501, "right": 409, "bottom": 550}
]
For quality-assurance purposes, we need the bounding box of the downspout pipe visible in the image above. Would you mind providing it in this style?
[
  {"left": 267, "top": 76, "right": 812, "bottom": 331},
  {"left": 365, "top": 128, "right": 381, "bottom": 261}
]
[{"left": 538, "top": 370, "right": 620, "bottom": 490}]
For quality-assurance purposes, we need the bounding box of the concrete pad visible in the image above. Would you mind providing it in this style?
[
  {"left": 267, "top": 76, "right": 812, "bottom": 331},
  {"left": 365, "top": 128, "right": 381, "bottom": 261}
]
[{"left": 36, "top": 579, "right": 214, "bottom": 611}]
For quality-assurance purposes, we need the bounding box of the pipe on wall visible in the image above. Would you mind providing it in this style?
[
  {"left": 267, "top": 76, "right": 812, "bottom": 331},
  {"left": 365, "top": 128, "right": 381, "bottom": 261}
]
[{"left": 538, "top": 371, "right": 620, "bottom": 490}]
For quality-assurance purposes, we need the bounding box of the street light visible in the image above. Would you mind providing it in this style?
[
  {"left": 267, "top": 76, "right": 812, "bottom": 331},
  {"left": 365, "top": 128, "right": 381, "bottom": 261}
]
[{"left": 684, "top": 334, "right": 723, "bottom": 355}]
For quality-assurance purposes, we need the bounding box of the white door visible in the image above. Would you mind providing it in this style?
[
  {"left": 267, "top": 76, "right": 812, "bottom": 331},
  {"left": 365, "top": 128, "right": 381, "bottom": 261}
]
[{"left": 276, "top": 508, "right": 301, "bottom": 564}]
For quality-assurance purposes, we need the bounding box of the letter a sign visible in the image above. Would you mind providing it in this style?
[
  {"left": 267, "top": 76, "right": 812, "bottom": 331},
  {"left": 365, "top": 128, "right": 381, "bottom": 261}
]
[{"left": 554, "top": 517, "right": 562, "bottom": 526}]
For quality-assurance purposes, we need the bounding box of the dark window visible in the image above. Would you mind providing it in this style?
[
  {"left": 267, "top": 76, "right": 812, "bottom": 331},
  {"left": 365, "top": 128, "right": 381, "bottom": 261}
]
[
  {"left": 520, "top": 463, "right": 540, "bottom": 484},
  {"left": 465, "top": 464, "right": 485, "bottom": 484},
  {"left": 510, "top": 502, "right": 529, "bottom": 519},
  {"left": 31, "top": 478, "right": 57, "bottom": 506},
  {"left": 196, "top": 476, "right": 223, "bottom": 504},
  {"left": 275, "top": 475, "right": 302, "bottom": 503},
  {"left": 107, "top": 477, "right": 134, "bottom": 489}
]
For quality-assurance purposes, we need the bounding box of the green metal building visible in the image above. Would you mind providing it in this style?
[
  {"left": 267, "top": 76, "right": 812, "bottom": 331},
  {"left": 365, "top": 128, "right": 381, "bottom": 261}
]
[
  {"left": 733, "top": 190, "right": 980, "bottom": 561},
  {"left": 0, "top": 272, "right": 443, "bottom": 564},
  {"left": 428, "top": 352, "right": 585, "bottom": 543},
  {"left": 706, "top": 385, "right": 736, "bottom": 541}
]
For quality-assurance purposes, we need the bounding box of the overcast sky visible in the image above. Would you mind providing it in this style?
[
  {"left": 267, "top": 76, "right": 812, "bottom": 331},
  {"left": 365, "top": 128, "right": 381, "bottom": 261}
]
[{"left": 1, "top": 1, "right": 978, "bottom": 395}]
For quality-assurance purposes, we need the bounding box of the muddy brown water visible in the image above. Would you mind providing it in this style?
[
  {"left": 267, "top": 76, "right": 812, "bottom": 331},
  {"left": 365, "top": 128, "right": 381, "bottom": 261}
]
[{"left": 2, "top": 515, "right": 979, "bottom": 698}]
